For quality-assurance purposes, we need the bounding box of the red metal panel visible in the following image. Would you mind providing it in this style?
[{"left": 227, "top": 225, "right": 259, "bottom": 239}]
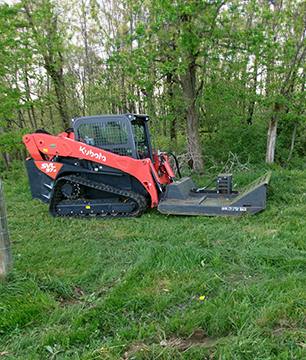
[{"left": 23, "top": 133, "right": 162, "bottom": 207}]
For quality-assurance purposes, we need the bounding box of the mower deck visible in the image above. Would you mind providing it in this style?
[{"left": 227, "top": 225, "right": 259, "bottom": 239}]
[{"left": 158, "top": 172, "right": 271, "bottom": 216}]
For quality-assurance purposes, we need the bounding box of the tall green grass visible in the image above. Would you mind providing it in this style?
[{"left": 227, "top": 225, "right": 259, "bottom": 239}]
[{"left": 0, "top": 165, "right": 305, "bottom": 359}]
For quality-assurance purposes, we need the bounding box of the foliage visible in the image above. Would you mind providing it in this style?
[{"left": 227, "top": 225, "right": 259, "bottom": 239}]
[
  {"left": 0, "top": 129, "right": 27, "bottom": 153},
  {"left": 0, "top": 0, "right": 305, "bottom": 166}
]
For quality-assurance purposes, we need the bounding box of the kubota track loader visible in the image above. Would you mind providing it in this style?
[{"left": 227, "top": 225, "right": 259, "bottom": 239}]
[{"left": 23, "top": 114, "right": 271, "bottom": 218}]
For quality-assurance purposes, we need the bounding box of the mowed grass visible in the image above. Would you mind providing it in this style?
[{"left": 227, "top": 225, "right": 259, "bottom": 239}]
[{"left": 0, "top": 165, "right": 305, "bottom": 359}]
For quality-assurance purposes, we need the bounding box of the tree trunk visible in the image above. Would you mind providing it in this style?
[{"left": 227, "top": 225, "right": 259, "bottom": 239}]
[
  {"left": 166, "top": 73, "right": 177, "bottom": 143},
  {"left": 266, "top": 103, "right": 281, "bottom": 164},
  {"left": 247, "top": 56, "right": 258, "bottom": 125},
  {"left": 47, "top": 75, "right": 55, "bottom": 130},
  {"left": 17, "top": 110, "right": 25, "bottom": 128},
  {"left": 287, "top": 122, "right": 298, "bottom": 163},
  {"left": 121, "top": 72, "right": 128, "bottom": 112},
  {"left": 80, "top": 65, "right": 86, "bottom": 116},
  {"left": 170, "top": 117, "right": 177, "bottom": 142},
  {"left": 24, "top": 64, "right": 37, "bottom": 129},
  {"left": 180, "top": 57, "right": 204, "bottom": 172},
  {"left": 80, "top": 0, "right": 92, "bottom": 115},
  {"left": 266, "top": 117, "right": 277, "bottom": 163},
  {"left": 40, "top": 106, "right": 45, "bottom": 128},
  {"left": 49, "top": 68, "right": 70, "bottom": 129},
  {"left": 1, "top": 153, "right": 10, "bottom": 169}
]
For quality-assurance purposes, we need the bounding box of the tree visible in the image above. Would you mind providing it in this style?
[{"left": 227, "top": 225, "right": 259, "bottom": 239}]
[
  {"left": 23, "top": 0, "right": 70, "bottom": 128},
  {"left": 263, "top": 0, "right": 306, "bottom": 164},
  {"left": 119, "top": 0, "right": 227, "bottom": 172}
]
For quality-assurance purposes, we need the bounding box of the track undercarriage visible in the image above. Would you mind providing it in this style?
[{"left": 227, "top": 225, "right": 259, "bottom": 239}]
[{"left": 50, "top": 175, "right": 147, "bottom": 218}]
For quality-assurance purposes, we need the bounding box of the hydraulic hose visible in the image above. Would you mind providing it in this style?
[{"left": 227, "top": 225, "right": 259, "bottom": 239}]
[{"left": 168, "top": 152, "right": 182, "bottom": 178}]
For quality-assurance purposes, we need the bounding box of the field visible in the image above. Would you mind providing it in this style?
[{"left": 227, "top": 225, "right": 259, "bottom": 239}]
[{"left": 0, "top": 165, "right": 305, "bottom": 359}]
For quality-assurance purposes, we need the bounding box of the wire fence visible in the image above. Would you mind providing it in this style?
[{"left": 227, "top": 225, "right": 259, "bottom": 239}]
[{"left": 0, "top": 179, "right": 11, "bottom": 279}]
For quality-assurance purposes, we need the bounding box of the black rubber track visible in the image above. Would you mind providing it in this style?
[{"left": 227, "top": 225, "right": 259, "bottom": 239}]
[{"left": 49, "top": 175, "right": 147, "bottom": 218}]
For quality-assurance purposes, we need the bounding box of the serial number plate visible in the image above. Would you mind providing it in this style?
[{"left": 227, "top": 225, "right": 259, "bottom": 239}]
[{"left": 221, "top": 206, "right": 247, "bottom": 212}]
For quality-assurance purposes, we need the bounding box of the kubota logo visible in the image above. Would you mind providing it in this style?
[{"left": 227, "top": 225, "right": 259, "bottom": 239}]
[{"left": 79, "top": 146, "right": 107, "bottom": 162}]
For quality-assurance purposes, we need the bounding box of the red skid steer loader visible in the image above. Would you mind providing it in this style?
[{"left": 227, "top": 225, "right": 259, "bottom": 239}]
[{"left": 23, "top": 114, "right": 271, "bottom": 218}]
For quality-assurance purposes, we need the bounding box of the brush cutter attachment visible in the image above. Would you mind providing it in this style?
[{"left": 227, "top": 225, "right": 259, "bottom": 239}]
[{"left": 158, "top": 172, "right": 271, "bottom": 216}]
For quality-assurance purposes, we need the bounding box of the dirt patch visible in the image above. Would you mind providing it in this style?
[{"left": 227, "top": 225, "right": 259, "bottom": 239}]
[
  {"left": 122, "top": 342, "right": 148, "bottom": 359},
  {"left": 57, "top": 286, "right": 84, "bottom": 306},
  {"left": 272, "top": 318, "right": 300, "bottom": 336},
  {"left": 58, "top": 286, "right": 97, "bottom": 308},
  {"left": 122, "top": 329, "right": 218, "bottom": 358},
  {"left": 272, "top": 327, "right": 302, "bottom": 336},
  {"left": 160, "top": 329, "right": 218, "bottom": 351}
]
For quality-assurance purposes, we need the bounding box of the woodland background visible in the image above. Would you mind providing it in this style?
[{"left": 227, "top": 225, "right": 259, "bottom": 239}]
[{"left": 0, "top": 0, "right": 305, "bottom": 172}]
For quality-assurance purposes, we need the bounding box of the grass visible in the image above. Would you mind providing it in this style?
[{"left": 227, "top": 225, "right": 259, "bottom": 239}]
[{"left": 0, "top": 164, "right": 305, "bottom": 359}]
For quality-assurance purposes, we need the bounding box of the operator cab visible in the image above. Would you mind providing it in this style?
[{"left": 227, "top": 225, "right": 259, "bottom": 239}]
[{"left": 73, "top": 114, "right": 153, "bottom": 160}]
